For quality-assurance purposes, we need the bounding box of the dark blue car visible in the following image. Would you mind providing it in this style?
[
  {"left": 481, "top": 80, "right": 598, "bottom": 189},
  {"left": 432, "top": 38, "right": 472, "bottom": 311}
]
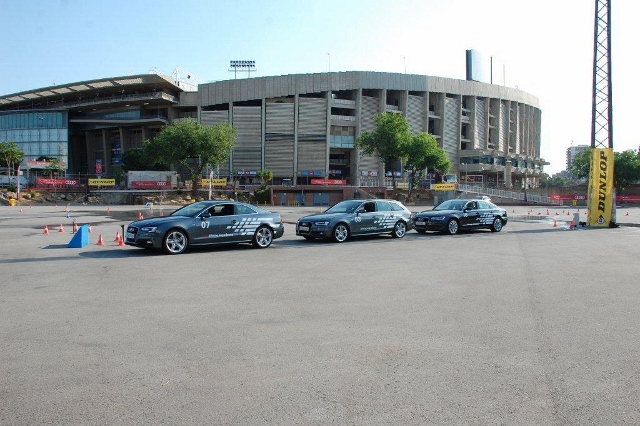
[{"left": 413, "top": 199, "right": 507, "bottom": 235}]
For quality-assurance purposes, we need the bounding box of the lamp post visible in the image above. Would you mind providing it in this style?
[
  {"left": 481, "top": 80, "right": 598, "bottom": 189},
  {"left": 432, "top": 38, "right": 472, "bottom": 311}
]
[{"left": 229, "top": 60, "right": 256, "bottom": 79}]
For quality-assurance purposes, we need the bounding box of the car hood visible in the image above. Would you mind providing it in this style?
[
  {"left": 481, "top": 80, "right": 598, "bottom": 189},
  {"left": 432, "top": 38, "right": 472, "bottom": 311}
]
[
  {"left": 415, "top": 209, "right": 460, "bottom": 217},
  {"left": 298, "top": 212, "right": 349, "bottom": 222}
]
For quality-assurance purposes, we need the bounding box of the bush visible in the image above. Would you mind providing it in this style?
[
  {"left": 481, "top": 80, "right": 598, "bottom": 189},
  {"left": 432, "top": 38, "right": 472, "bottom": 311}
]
[
  {"left": 7, "top": 185, "right": 17, "bottom": 193},
  {"left": 254, "top": 188, "right": 270, "bottom": 204}
]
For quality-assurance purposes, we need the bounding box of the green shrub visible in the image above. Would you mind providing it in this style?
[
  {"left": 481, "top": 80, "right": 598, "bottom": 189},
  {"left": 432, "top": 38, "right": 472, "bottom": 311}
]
[{"left": 254, "top": 188, "right": 270, "bottom": 204}]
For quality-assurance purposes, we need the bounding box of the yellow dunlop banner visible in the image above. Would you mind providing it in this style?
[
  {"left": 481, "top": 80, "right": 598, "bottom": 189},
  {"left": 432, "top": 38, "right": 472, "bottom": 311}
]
[
  {"left": 587, "top": 148, "right": 614, "bottom": 227},
  {"left": 88, "top": 178, "right": 116, "bottom": 186},
  {"left": 432, "top": 183, "right": 456, "bottom": 191},
  {"left": 200, "top": 178, "right": 228, "bottom": 187}
]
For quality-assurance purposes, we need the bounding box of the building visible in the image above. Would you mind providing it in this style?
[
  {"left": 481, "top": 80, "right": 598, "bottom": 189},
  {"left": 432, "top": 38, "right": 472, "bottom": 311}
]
[
  {"left": 566, "top": 145, "right": 589, "bottom": 171},
  {"left": 0, "top": 71, "right": 545, "bottom": 189}
]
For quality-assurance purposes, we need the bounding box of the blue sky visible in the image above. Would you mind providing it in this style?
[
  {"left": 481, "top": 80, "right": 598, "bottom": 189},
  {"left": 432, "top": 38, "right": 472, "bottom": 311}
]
[{"left": 1, "top": 0, "right": 638, "bottom": 174}]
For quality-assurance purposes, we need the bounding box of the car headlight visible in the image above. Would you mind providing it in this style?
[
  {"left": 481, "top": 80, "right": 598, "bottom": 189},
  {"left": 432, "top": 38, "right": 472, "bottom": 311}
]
[
  {"left": 315, "top": 221, "right": 329, "bottom": 226},
  {"left": 140, "top": 226, "right": 157, "bottom": 233},
  {"left": 430, "top": 216, "right": 445, "bottom": 221}
]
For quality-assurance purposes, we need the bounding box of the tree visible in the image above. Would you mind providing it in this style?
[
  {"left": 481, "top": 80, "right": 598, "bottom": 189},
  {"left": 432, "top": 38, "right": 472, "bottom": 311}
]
[
  {"left": 44, "top": 158, "right": 65, "bottom": 175},
  {"left": 404, "top": 132, "right": 451, "bottom": 200},
  {"left": 256, "top": 170, "right": 273, "bottom": 189},
  {"left": 121, "top": 148, "right": 168, "bottom": 172},
  {"left": 144, "top": 119, "right": 236, "bottom": 196},
  {"left": 356, "top": 112, "right": 412, "bottom": 188},
  {"left": 570, "top": 148, "right": 592, "bottom": 180},
  {"left": 0, "top": 141, "right": 24, "bottom": 182},
  {"left": 613, "top": 150, "right": 640, "bottom": 191},
  {"left": 570, "top": 147, "right": 640, "bottom": 191}
]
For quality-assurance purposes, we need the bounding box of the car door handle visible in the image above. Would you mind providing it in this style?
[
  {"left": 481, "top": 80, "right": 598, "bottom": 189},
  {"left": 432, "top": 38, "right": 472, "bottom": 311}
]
[{"left": 232, "top": 220, "right": 239, "bottom": 224}]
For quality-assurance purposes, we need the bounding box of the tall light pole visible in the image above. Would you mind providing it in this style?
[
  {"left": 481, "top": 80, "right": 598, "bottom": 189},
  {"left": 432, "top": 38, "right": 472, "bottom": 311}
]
[
  {"left": 327, "top": 53, "right": 330, "bottom": 72},
  {"left": 229, "top": 60, "right": 256, "bottom": 79}
]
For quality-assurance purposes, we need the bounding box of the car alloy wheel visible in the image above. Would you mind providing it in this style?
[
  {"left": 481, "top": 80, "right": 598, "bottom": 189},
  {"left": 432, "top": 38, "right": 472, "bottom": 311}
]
[
  {"left": 446, "top": 219, "right": 459, "bottom": 235},
  {"left": 332, "top": 223, "right": 349, "bottom": 243},
  {"left": 253, "top": 226, "right": 273, "bottom": 248},
  {"left": 491, "top": 217, "right": 503, "bottom": 232},
  {"left": 163, "top": 229, "right": 188, "bottom": 254},
  {"left": 392, "top": 221, "right": 406, "bottom": 238}
]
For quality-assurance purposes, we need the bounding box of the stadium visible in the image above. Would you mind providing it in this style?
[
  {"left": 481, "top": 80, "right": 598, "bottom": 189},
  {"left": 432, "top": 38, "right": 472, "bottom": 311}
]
[{"left": 0, "top": 70, "right": 543, "bottom": 191}]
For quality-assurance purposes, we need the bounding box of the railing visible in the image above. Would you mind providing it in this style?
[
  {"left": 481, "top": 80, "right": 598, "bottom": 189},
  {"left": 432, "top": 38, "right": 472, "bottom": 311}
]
[
  {"left": 330, "top": 114, "right": 356, "bottom": 121},
  {"left": 331, "top": 99, "right": 356, "bottom": 106},
  {"left": 39, "top": 91, "right": 179, "bottom": 110},
  {"left": 457, "top": 183, "right": 561, "bottom": 205}
]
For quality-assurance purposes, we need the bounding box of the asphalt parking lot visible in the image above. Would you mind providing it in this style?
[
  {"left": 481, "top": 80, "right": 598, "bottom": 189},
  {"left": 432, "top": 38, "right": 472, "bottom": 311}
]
[{"left": 1, "top": 203, "right": 640, "bottom": 425}]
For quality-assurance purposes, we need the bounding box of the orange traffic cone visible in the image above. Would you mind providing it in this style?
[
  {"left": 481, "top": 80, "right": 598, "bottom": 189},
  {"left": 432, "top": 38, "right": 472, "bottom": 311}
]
[
  {"left": 553, "top": 219, "right": 557, "bottom": 228},
  {"left": 88, "top": 224, "right": 92, "bottom": 233},
  {"left": 58, "top": 224, "right": 64, "bottom": 233},
  {"left": 138, "top": 212, "right": 144, "bottom": 220},
  {"left": 546, "top": 209, "right": 549, "bottom": 215},
  {"left": 20, "top": 208, "right": 23, "bottom": 213},
  {"left": 117, "top": 235, "right": 125, "bottom": 246},
  {"left": 570, "top": 219, "right": 576, "bottom": 230},
  {"left": 160, "top": 210, "right": 164, "bottom": 216},
  {"left": 72, "top": 222, "right": 78, "bottom": 234},
  {"left": 43, "top": 225, "right": 49, "bottom": 235},
  {"left": 107, "top": 206, "right": 110, "bottom": 213},
  {"left": 96, "top": 234, "right": 105, "bottom": 246},
  {"left": 114, "top": 231, "right": 121, "bottom": 242}
]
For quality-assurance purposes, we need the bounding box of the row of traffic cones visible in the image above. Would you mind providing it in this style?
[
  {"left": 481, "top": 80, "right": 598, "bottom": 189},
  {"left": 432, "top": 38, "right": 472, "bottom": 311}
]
[{"left": 43, "top": 225, "right": 124, "bottom": 246}]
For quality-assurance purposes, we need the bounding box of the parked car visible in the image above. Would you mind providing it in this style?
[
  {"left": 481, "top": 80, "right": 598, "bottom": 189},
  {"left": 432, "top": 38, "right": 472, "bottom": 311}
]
[
  {"left": 125, "top": 201, "right": 284, "bottom": 254},
  {"left": 296, "top": 199, "right": 413, "bottom": 243},
  {"left": 475, "top": 195, "right": 492, "bottom": 202},
  {"left": 413, "top": 198, "right": 507, "bottom": 235}
]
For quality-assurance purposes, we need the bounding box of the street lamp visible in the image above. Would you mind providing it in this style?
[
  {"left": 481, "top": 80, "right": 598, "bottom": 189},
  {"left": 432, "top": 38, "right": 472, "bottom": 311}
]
[{"left": 229, "top": 60, "right": 256, "bottom": 79}]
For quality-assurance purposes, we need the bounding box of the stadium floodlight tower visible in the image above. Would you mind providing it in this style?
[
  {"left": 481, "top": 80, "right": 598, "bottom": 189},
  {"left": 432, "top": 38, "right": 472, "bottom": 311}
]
[
  {"left": 587, "top": 0, "right": 616, "bottom": 227},
  {"left": 229, "top": 60, "right": 256, "bottom": 79}
]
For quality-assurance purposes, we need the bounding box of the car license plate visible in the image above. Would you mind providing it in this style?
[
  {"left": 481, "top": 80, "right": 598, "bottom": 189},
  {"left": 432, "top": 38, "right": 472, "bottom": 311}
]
[
  {"left": 298, "top": 226, "right": 310, "bottom": 232},
  {"left": 125, "top": 232, "right": 134, "bottom": 240},
  {"left": 415, "top": 221, "right": 425, "bottom": 226}
]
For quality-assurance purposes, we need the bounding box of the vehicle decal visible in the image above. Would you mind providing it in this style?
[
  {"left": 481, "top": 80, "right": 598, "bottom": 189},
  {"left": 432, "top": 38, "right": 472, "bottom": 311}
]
[
  {"left": 373, "top": 214, "right": 398, "bottom": 229},
  {"left": 476, "top": 213, "right": 495, "bottom": 225},
  {"left": 225, "top": 217, "right": 267, "bottom": 235}
]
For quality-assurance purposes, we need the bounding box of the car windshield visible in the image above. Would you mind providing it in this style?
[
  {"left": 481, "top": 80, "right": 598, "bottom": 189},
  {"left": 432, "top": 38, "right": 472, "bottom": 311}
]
[
  {"left": 433, "top": 200, "right": 466, "bottom": 211},
  {"left": 170, "top": 202, "right": 209, "bottom": 217},
  {"left": 325, "top": 200, "right": 363, "bottom": 214}
]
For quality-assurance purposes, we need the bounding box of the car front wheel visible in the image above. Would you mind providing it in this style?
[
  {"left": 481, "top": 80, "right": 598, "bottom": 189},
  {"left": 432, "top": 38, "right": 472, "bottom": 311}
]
[
  {"left": 163, "top": 229, "right": 188, "bottom": 254},
  {"left": 252, "top": 226, "right": 273, "bottom": 248},
  {"left": 491, "top": 217, "right": 503, "bottom": 232},
  {"left": 391, "top": 221, "right": 407, "bottom": 238},
  {"left": 446, "top": 219, "right": 459, "bottom": 235},
  {"left": 332, "top": 223, "right": 349, "bottom": 243}
]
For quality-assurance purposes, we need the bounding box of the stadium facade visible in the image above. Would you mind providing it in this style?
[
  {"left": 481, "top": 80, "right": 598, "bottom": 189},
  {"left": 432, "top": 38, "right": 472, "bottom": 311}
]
[{"left": 0, "top": 71, "right": 544, "bottom": 188}]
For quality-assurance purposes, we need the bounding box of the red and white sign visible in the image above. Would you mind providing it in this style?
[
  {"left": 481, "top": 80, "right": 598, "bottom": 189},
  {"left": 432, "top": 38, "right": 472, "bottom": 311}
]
[
  {"left": 617, "top": 195, "right": 640, "bottom": 202},
  {"left": 130, "top": 181, "right": 170, "bottom": 188},
  {"left": 311, "top": 179, "right": 347, "bottom": 185},
  {"left": 550, "top": 194, "right": 586, "bottom": 201},
  {"left": 36, "top": 178, "right": 80, "bottom": 186}
]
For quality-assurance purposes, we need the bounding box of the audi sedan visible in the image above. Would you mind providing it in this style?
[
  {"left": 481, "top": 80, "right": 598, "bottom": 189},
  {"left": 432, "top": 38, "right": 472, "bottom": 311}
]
[
  {"left": 125, "top": 201, "right": 284, "bottom": 254},
  {"left": 296, "top": 199, "right": 413, "bottom": 243},
  {"left": 413, "top": 198, "right": 507, "bottom": 235}
]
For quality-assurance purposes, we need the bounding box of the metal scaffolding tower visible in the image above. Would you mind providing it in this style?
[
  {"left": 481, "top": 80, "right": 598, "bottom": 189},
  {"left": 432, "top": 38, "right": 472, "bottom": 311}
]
[{"left": 591, "top": 0, "right": 613, "bottom": 149}]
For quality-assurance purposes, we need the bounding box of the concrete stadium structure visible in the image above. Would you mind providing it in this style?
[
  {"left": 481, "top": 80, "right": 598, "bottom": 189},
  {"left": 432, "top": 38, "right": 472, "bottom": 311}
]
[{"left": 0, "top": 71, "right": 544, "bottom": 189}]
